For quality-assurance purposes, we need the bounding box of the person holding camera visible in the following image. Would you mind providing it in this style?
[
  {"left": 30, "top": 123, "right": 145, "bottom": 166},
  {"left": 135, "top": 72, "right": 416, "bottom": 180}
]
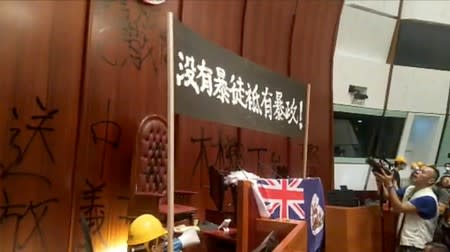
[{"left": 375, "top": 165, "right": 440, "bottom": 252}]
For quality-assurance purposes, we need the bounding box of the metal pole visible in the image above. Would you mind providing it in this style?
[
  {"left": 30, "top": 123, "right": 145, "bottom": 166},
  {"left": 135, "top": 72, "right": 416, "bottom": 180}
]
[
  {"left": 302, "top": 84, "right": 311, "bottom": 178},
  {"left": 166, "top": 11, "right": 175, "bottom": 252}
]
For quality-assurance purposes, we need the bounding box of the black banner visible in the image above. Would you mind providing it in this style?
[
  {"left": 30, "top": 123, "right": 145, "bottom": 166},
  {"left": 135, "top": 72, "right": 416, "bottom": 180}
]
[{"left": 173, "top": 19, "right": 307, "bottom": 138}]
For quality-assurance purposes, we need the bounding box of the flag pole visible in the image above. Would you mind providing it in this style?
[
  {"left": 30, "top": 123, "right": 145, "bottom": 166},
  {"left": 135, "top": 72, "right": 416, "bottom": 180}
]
[
  {"left": 166, "top": 11, "right": 175, "bottom": 252},
  {"left": 302, "top": 84, "right": 311, "bottom": 178}
]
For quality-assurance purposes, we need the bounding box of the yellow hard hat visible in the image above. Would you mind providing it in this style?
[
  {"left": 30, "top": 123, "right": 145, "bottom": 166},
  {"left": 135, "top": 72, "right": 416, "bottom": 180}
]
[
  {"left": 395, "top": 156, "right": 407, "bottom": 164},
  {"left": 127, "top": 214, "right": 167, "bottom": 246},
  {"left": 411, "top": 161, "right": 425, "bottom": 169}
]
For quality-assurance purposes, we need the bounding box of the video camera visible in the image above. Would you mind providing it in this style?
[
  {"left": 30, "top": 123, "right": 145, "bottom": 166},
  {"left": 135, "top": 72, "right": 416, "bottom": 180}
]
[{"left": 366, "top": 157, "right": 393, "bottom": 175}]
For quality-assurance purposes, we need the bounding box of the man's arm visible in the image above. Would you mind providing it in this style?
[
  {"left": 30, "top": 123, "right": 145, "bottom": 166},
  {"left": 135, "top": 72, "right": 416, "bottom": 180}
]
[
  {"left": 386, "top": 185, "right": 417, "bottom": 213},
  {"left": 374, "top": 171, "right": 407, "bottom": 208},
  {"left": 439, "top": 202, "right": 447, "bottom": 215},
  {"left": 387, "top": 185, "right": 437, "bottom": 219},
  {"left": 376, "top": 180, "right": 389, "bottom": 199},
  {"left": 374, "top": 170, "right": 429, "bottom": 214}
]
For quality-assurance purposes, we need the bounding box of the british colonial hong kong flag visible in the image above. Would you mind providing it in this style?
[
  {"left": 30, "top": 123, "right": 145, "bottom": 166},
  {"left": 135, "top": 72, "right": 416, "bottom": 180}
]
[{"left": 252, "top": 178, "right": 325, "bottom": 252}]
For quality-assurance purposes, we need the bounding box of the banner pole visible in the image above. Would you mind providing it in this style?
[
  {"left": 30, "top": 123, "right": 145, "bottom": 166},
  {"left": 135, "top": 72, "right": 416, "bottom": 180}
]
[
  {"left": 166, "top": 11, "right": 175, "bottom": 252},
  {"left": 302, "top": 84, "right": 311, "bottom": 178}
]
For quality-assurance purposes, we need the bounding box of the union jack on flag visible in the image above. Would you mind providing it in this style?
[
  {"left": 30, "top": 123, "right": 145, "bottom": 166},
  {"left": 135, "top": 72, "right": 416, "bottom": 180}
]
[{"left": 256, "top": 178, "right": 305, "bottom": 220}]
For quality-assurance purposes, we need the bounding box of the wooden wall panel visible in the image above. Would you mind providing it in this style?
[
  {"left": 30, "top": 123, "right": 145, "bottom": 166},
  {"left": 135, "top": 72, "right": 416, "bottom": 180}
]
[
  {"left": 179, "top": 0, "right": 245, "bottom": 216},
  {"left": 0, "top": 0, "right": 343, "bottom": 250},
  {"left": 290, "top": 0, "right": 343, "bottom": 190},
  {"left": 182, "top": 0, "right": 245, "bottom": 53},
  {"left": 242, "top": 0, "right": 296, "bottom": 76},
  {"left": 69, "top": 0, "right": 180, "bottom": 251},
  {"left": 0, "top": 1, "right": 87, "bottom": 251},
  {"left": 240, "top": 0, "right": 297, "bottom": 178}
]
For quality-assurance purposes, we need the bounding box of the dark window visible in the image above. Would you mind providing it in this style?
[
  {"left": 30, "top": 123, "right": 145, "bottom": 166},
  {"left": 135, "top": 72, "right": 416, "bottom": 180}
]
[{"left": 334, "top": 112, "right": 405, "bottom": 158}]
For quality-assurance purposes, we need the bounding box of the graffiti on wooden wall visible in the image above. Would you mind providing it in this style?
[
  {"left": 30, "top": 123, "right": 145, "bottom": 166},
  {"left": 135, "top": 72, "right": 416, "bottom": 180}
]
[
  {"left": 1, "top": 97, "right": 58, "bottom": 185},
  {"left": 80, "top": 179, "right": 107, "bottom": 246},
  {"left": 190, "top": 128, "right": 212, "bottom": 177},
  {"left": 247, "top": 146, "right": 288, "bottom": 178},
  {"left": 96, "top": 0, "right": 166, "bottom": 71},
  {"left": 189, "top": 129, "right": 286, "bottom": 176},
  {"left": 77, "top": 97, "right": 126, "bottom": 249},
  {"left": 211, "top": 132, "right": 245, "bottom": 173},
  {"left": 0, "top": 97, "right": 59, "bottom": 252},
  {"left": 0, "top": 190, "right": 58, "bottom": 252},
  {"left": 89, "top": 99, "right": 122, "bottom": 178},
  {"left": 248, "top": 147, "right": 268, "bottom": 174}
]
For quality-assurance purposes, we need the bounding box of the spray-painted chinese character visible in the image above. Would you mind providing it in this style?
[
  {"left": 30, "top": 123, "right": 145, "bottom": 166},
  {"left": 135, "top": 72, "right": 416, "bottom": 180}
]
[
  {"left": 191, "top": 128, "right": 211, "bottom": 177},
  {"left": 225, "top": 138, "right": 244, "bottom": 171},
  {"left": 89, "top": 99, "right": 122, "bottom": 178},
  {"left": 97, "top": 0, "right": 164, "bottom": 71},
  {"left": 80, "top": 180, "right": 106, "bottom": 238},
  {"left": 0, "top": 189, "right": 58, "bottom": 252},
  {"left": 248, "top": 147, "right": 267, "bottom": 175},
  {"left": 0, "top": 97, "right": 58, "bottom": 186}
]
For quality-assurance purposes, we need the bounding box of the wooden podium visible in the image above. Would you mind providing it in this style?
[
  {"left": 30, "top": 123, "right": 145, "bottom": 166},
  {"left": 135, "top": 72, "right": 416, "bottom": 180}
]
[
  {"left": 201, "top": 180, "right": 311, "bottom": 252},
  {"left": 325, "top": 205, "right": 382, "bottom": 252}
]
